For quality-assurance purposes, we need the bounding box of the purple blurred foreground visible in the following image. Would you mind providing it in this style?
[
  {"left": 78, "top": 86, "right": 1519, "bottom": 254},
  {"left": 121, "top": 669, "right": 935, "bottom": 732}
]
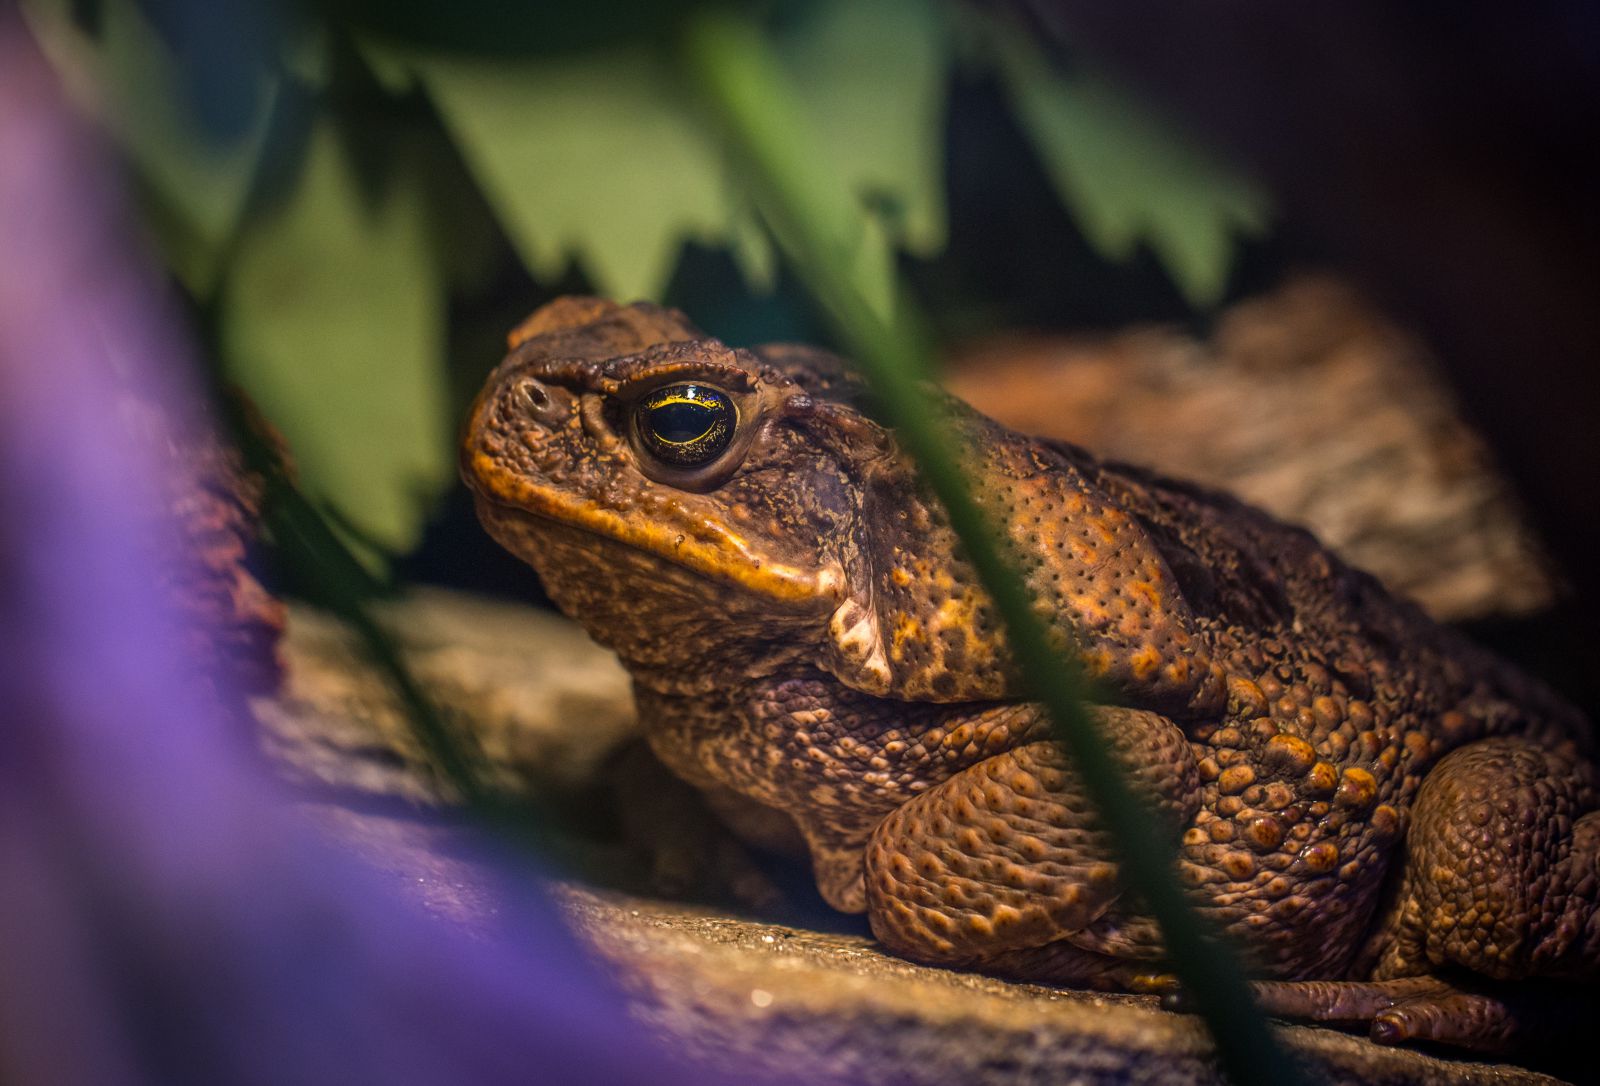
[{"left": 0, "top": 18, "right": 732, "bottom": 1085}]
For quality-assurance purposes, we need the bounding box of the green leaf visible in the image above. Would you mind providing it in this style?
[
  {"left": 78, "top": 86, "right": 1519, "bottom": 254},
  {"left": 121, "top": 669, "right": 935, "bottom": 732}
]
[
  {"left": 401, "top": 44, "right": 729, "bottom": 302},
  {"left": 992, "top": 31, "right": 1269, "bottom": 308},
  {"left": 221, "top": 118, "right": 450, "bottom": 561},
  {"left": 778, "top": 0, "right": 949, "bottom": 255},
  {"left": 671, "top": 20, "right": 905, "bottom": 325},
  {"left": 22, "top": 0, "right": 274, "bottom": 295}
]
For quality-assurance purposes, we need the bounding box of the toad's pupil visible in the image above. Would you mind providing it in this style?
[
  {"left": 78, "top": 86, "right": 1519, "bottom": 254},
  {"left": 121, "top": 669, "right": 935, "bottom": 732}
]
[
  {"left": 635, "top": 383, "right": 735, "bottom": 466},
  {"left": 651, "top": 400, "right": 716, "bottom": 443}
]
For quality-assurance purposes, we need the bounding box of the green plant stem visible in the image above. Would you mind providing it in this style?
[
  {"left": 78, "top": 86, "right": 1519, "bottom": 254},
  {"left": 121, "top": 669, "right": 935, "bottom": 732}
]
[{"left": 681, "top": 11, "right": 1311, "bottom": 1085}]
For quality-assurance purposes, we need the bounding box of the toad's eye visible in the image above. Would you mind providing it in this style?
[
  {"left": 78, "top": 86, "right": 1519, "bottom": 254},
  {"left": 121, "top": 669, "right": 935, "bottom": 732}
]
[{"left": 633, "top": 383, "right": 737, "bottom": 467}]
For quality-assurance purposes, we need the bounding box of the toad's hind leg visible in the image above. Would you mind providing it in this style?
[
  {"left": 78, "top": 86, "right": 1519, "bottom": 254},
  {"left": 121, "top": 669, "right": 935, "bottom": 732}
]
[
  {"left": 863, "top": 707, "right": 1200, "bottom": 982},
  {"left": 1372, "top": 737, "right": 1599, "bottom": 984},
  {"left": 1245, "top": 737, "right": 1600, "bottom": 1050}
]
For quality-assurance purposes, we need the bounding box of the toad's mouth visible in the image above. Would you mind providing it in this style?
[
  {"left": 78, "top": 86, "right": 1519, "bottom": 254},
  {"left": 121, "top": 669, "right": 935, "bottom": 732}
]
[{"left": 465, "top": 450, "right": 845, "bottom": 607}]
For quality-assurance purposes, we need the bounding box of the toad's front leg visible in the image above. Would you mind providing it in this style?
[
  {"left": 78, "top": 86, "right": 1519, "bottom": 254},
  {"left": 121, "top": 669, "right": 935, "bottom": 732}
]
[{"left": 864, "top": 706, "right": 1201, "bottom": 986}]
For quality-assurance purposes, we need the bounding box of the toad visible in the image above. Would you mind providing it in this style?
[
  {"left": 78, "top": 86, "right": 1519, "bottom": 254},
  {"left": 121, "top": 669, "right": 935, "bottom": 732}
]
[{"left": 463, "top": 297, "right": 1598, "bottom": 1050}]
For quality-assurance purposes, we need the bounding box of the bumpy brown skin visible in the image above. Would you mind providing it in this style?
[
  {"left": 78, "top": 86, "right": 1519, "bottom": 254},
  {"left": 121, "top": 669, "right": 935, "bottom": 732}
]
[{"left": 463, "top": 297, "right": 1600, "bottom": 1051}]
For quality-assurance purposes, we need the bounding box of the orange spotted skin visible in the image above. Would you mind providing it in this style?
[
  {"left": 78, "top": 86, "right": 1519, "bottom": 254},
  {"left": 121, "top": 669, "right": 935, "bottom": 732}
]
[{"left": 464, "top": 298, "right": 1600, "bottom": 1049}]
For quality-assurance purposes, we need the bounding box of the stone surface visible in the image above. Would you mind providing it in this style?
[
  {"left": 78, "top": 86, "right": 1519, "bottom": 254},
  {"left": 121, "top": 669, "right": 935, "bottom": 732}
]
[
  {"left": 269, "top": 590, "right": 1569, "bottom": 1086},
  {"left": 257, "top": 587, "right": 636, "bottom": 803},
  {"left": 946, "top": 275, "right": 1555, "bottom": 622},
  {"left": 306, "top": 804, "right": 1567, "bottom": 1085}
]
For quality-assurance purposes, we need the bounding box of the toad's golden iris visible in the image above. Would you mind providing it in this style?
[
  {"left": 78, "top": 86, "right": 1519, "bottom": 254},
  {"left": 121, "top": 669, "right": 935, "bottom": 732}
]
[{"left": 634, "top": 383, "right": 736, "bottom": 466}]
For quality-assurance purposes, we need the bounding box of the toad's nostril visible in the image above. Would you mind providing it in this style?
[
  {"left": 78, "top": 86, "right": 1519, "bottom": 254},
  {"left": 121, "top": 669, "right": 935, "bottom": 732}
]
[{"left": 517, "top": 378, "right": 551, "bottom": 411}]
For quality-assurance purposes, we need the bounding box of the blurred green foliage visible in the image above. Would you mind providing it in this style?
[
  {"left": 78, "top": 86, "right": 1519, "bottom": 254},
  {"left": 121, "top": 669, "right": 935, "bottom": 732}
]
[
  {"left": 220, "top": 116, "right": 452, "bottom": 560},
  {"left": 989, "top": 25, "right": 1270, "bottom": 313},
  {"left": 411, "top": 44, "right": 750, "bottom": 303},
  {"left": 22, "top": 0, "right": 1270, "bottom": 569}
]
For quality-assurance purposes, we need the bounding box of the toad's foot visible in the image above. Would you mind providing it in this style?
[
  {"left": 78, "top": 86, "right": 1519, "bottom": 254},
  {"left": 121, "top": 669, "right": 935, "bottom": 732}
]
[
  {"left": 608, "top": 741, "right": 787, "bottom": 912},
  {"left": 1223, "top": 975, "right": 1596, "bottom": 1054}
]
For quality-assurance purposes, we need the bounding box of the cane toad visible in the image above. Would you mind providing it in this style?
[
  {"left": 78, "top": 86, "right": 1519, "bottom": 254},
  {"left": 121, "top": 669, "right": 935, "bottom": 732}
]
[{"left": 463, "top": 297, "right": 1600, "bottom": 1050}]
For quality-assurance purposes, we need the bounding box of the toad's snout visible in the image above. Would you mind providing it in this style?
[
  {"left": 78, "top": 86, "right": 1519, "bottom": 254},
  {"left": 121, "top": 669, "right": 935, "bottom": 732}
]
[{"left": 506, "top": 374, "right": 576, "bottom": 430}]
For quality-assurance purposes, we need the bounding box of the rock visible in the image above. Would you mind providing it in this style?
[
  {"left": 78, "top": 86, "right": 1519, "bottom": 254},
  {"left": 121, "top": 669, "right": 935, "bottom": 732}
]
[
  {"left": 559, "top": 885, "right": 1567, "bottom": 1086},
  {"left": 256, "top": 587, "right": 636, "bottom": 803},
  {"left": 306, "top": 804, "right": 1567, "bottom": 1086},
  {"left": 268, "top": 590, "right": 1569, "bottom": 1086},
  {"left": 945, "top": 276, "right": 1556, "bottom": 622}
]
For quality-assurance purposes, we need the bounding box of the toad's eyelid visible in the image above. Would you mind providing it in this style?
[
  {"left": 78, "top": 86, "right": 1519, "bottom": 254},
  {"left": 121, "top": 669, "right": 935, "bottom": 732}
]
[{"left": 611, "top": 361, "right": 756, "bottom": 401}]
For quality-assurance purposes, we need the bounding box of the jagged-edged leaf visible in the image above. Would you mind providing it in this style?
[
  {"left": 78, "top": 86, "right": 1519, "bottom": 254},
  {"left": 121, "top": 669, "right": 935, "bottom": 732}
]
[
  {"left": 778, "top": 0, "right": 949, "bottom": 255},
  {"left": 677, "top": 17, "right": 903, "bottom": 325},
  {"left": 993, "top": 32, "right": 1269, "bottom": 308},
  {"left": 222, "top": 118, "right": 449, "bottom": 561},
  {"left": 22, "top": 0, "right": 274, "bottom": 294},
  {"left": 404, "top": 45, "right": 729, "bottom": 302}
]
